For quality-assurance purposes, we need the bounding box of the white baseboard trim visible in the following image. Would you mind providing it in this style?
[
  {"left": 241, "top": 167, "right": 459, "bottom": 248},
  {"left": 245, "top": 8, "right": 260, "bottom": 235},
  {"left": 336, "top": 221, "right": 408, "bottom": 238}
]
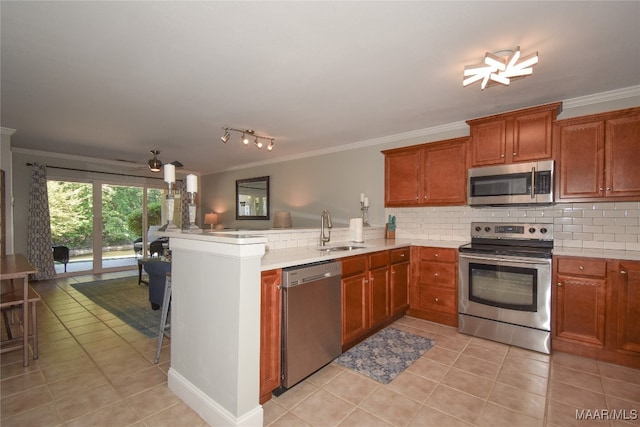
[{"left": 168, "top": 368, "right": 264, "bottom": 427}]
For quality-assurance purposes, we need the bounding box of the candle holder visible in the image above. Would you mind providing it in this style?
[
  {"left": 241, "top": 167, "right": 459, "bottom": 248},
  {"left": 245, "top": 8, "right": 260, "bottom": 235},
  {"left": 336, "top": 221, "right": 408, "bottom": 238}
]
[
  {"left": 360, "top": 201, "right": 370, "bottom": 227},
  {"left": 185, "top": 191, "right": 201, "bottom": 233},
  {"left": 158, "top": 182, "right": 179, "bottom": 232}
]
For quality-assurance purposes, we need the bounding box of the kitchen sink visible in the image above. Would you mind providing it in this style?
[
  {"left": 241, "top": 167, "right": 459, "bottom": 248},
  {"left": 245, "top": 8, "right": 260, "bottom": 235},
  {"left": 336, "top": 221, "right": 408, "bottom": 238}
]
[{"left": 317, "top": 245, "right": 365, "bottom": 252}]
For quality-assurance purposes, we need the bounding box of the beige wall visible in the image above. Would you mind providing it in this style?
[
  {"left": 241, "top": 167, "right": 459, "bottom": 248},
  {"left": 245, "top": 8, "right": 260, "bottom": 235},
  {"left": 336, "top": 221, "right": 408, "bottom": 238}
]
[{"left": 200, "top": 93, "right": 640, "bottom": 231}]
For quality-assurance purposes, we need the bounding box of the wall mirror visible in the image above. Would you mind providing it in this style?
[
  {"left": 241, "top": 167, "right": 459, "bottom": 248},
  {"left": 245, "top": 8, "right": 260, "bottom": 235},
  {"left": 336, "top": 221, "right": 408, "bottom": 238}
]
[{"left": 236, "top": 176, "right": 270, "bottom": 220}]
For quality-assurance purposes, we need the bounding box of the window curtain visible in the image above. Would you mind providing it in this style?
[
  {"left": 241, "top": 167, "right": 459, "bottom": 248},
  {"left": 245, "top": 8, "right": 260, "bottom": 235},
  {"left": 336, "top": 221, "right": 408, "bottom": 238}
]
[{"left": 27, "top": 163, "right": 56, "bottom": 280}]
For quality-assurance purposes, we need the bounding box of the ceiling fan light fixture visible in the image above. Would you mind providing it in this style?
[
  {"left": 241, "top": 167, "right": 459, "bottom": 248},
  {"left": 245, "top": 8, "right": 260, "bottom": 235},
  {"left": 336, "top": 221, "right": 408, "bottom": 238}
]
[
  {"left": 463, "top": 46, "right": 538, "bottom": 90},
  {"left": 148, "top": 150, "right": 162, "bottom": 172}
]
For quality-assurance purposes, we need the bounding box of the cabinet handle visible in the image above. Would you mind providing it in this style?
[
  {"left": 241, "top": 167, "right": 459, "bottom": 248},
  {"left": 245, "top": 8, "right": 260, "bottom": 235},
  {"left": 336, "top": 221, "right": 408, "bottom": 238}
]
[
  {"left": 434, "top": 297, "right": 439, "bottom": 302},
  {"left": 599, "top": 187, "right": 604, "bottom": 191},
  {"left": 579, "top": 265, "right": 584, "bottom": 270},
  {"left": 435, "top": 253, "right": 439, "bottom": 257},
  {"left": 276, "top": 285, "right": 281, "bottom": 290},
  {"left": 392, "top": 271, "right": 396, "bottom": 275},
  {"left": 620, "top": 270, "right": 627, "bottom": 275},
  {"left": 513, "top": 152, "right": 517, "bottom": 156},
  {"left": 557, "top": 283, "right": 563, "bottom": 287},
  {"left": 501, "top": 154, "right": 505, "bottom": 158},
  {"left": 400, "top": 253, "right": 405, "bottom": 257},
  {"left": 606, "top": 187, "right": 611, "bottom": 191}
]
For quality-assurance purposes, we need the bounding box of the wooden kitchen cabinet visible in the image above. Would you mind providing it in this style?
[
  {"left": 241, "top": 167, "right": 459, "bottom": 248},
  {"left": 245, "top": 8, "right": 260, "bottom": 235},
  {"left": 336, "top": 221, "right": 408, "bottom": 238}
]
[
  {"left": 552, "top": 256, "right": 640, "bottom": 369},
  {"left": 369, "top": 251, "right": 390, "bottom": 330},
  {"left": 611, "top": 260, "right": 640, "bottom": 354},
  {"left": 340, "top": 248, "right": 410, "bottom": 351},
  {"left": 553, "top": 257, "right": 607, "bottom": 348},
  {"left": 390, "top": 247, "right": 410, "bottom": 317},
  {"left": 260, "top": 269, "right": 282, "bottom": 404},
  {"left": 382, "top": 137, "right": 467, "bottom": 207},
  {"left": 554, "top": 107, "right": 640, "bottom": 202},
  {"left": 408, "top": 246, "right": 458, "bottom": 327},
  {"left": 467, "top": 102, "right": 561, "bottom": 167},
  {"left": 341, "top": 255, "right": 369, "bottom": 348}
]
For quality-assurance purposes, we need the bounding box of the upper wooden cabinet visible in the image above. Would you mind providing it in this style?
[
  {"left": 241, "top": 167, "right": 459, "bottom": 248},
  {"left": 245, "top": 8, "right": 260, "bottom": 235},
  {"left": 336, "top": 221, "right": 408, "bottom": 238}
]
[
  {"left": 466, "top": 102, "right": 561, "bottom": 167},
  {"left": 382, "top": 137, "right": 467, "bottom": 207},
  {"left": 554, "top": 107, "right": 640, "bottom": 202}
]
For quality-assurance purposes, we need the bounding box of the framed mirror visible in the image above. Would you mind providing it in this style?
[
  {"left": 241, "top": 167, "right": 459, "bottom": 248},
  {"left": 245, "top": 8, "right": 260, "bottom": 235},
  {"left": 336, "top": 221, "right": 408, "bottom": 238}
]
[{"left": 236, "top": 176, "right": 270, "bottom": 220}]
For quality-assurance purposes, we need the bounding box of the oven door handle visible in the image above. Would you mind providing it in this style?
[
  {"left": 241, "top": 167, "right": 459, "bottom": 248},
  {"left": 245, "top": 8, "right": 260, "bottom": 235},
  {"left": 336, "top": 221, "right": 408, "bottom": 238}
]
[{"left": 459, "top": 253, "right": 551, "bottom": 266}]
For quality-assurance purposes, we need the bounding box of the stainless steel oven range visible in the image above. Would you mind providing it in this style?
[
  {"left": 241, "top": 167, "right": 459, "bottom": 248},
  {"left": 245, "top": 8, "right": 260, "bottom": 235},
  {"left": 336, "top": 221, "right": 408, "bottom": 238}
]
[{"left": 458, "top": 222, "right": 553, "bottom": 354}]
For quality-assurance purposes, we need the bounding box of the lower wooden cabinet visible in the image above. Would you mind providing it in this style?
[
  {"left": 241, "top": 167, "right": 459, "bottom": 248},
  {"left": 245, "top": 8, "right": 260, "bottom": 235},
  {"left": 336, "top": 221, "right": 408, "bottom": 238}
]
[
  {"left": 408, "top": 246, "right": 458, "bottom": 327},
  {"left": 390, "top": 248, "right": 410, "bottom": 316},
  {"left": 340, "top": 248, "right": 410, "bottom": 351},
  {"left": 553, "top": 257, "right": 607, "bottom": 348},
  {"left": 259, "top": 269, "right": 282, "bottom": 404},
  {"left": 612, "top": 260, "right": 640, "bottom": 354},
  {"left": 552, "top": 256, "right": 640, "bottom": 369}
]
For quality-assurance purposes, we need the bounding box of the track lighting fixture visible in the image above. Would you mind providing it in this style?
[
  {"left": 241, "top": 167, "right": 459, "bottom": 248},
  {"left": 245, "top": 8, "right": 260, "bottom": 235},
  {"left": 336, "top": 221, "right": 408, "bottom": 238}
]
[
  {"left": 148, "top": 150, "right": 162, "bottom": 172},
  {"left": 220, "top": 130, "right": 230, "bottom": 143},
  {"left": 220, "top": 127, "right": 275, "bottom": 151}
]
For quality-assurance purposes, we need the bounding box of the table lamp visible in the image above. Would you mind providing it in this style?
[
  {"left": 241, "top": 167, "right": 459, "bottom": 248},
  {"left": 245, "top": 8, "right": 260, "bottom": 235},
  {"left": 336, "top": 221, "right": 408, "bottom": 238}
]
[{"left": 204, "top": 213, "right": 218, "bottom": 231}]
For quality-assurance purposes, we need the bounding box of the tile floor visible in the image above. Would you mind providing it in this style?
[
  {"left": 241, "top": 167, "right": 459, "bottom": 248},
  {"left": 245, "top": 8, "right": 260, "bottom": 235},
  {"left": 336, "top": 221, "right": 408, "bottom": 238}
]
[{"left": 1, "top": 271, "right": 639, "bottom": 426}]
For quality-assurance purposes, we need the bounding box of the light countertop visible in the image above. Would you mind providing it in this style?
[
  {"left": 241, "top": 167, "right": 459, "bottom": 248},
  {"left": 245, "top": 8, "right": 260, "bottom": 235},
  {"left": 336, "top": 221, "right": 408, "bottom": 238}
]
[
  {"left": 553, "top": 247, "right": 640, "bottom": 261},
  {"left": 261, "top": 238, "right": 463, "bottom": 271}
]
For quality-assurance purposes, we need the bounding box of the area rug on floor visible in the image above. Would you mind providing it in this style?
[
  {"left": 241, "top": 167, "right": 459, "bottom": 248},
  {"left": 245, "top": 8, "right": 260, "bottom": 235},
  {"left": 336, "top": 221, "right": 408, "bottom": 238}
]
[
  {"left": 334, "top": 327, "right": 435, "bottom": 384},
  {"left": 71, "top": 277, "right": 161, "bottom": 338}
]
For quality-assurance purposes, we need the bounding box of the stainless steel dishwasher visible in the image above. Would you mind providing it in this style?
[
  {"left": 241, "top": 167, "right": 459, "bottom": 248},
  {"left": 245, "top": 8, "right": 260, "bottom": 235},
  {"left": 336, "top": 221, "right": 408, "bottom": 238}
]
[{"left": 277, "top": 260, "right": 342, "bottom": 393}]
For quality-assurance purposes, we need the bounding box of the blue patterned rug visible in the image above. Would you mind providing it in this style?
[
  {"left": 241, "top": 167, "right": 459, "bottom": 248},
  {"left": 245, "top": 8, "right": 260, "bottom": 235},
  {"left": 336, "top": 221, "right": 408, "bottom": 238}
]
[
  {"left": 71, "top": 277, "right": 161, "bottom": 338},
  {"left": 335, "top": 327, "right": 435, "bottom": 384}
]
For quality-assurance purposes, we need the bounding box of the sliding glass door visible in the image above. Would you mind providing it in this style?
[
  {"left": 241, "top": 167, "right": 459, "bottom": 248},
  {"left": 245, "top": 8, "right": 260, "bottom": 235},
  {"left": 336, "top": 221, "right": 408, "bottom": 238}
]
[{"left": 48, "top": 178, "right": 165, "bottom": 275}]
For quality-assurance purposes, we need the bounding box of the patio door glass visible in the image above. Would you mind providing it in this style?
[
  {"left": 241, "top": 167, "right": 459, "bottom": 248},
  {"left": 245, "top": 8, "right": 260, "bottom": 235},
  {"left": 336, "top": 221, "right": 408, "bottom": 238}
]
[
  {"left": 99, "top": 183, "right": 144, "bottom": 270},
  {"left": 47, "top": 180, "right": 94, "bottom": 274}
]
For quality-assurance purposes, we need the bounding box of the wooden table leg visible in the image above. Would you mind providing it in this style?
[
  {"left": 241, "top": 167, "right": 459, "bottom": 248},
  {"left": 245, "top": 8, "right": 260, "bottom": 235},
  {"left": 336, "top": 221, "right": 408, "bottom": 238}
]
[{"left": 22, "top": 275, "right": 29, "bottom": 366}]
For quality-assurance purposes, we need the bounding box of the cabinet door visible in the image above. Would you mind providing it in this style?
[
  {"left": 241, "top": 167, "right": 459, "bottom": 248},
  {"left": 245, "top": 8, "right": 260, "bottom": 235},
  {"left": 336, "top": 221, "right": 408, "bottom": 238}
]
[
  {"left": 469, "top": 120, "right": 507, "bottom": 166},
  {"left": 615, "top": 261, "right": 640, "bottom": 353},
  {"left": 384, "top": 147, "right": 422, "bottom": 206},
  {"left": 556, "top": 121, "right": 606, "bottom": 201},
  {"left": 606, "top": 113, "right": 640, "bottom": 198},
  {"left": 260, "top": 269, "right": 282, "bottom": 403},
  {"left": 555, "top": 274, "right": 606, "bottom": 347},
  {"left": 369, "top": 267, "right": 389, "bottom": 329},
  {"left": 390, "top": 261, "right": 409, "bottom": 316},
  {"left": 342, "top": 274, "right": 368, "bottom": 346},
  {"left": 511, "top": 109, "right": 554, "bottom": 162},
  {"left": 423, "top": 138, "right": 467, "bottom": 205}
]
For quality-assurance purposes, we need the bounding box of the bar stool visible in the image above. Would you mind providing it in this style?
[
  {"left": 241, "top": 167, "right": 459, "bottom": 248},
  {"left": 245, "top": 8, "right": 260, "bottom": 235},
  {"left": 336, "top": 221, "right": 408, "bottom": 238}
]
[
  {"left": 1, "top": 280, "right": 40, "bottom": 361},
  {"left": 154, "top": 272, "right": 171, "bottom": 364}
]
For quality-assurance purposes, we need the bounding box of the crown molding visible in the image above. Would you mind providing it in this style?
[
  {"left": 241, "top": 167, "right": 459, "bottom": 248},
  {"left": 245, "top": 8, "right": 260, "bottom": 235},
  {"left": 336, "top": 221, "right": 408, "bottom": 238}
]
[{"left": 563, "top": 85, "right": 640, "bottom": 109}]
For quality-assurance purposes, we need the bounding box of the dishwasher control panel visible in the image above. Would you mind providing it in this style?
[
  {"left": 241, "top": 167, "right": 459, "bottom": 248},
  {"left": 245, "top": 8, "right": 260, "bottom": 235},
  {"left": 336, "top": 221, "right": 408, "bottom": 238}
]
[{"left": 282, "top": 261, "right": 342, "bottom": 287}]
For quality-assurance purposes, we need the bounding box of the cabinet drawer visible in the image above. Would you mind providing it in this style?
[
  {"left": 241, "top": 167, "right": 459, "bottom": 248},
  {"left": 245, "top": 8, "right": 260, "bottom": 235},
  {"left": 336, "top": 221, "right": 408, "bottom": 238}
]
[
  {"left": 418, "top": 247, "right": 457, "bottom": 263},
  {"left": 417, "top": 286, "right": 457, "bottom": 314},
  {"left": 341, "top": 255, "right": 367, "bottom": 277},
  {"left": 369, "top": 251, "right": 390, "bottom": 270},
  {"left": 557, "top": 257, "right": 606, "bottom": 277},
  {"left": 390, "top": 247, "right": 410, "bottom": 264},
  {"left": 416, "top": 262, "right": 457, "bottom": 289}
]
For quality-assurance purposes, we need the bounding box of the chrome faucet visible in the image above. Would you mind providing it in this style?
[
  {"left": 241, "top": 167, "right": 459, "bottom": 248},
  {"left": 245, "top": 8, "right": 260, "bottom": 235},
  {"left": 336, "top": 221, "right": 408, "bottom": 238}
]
[{"left": 320, "top": 209, "right": 332, "bottom": 246}]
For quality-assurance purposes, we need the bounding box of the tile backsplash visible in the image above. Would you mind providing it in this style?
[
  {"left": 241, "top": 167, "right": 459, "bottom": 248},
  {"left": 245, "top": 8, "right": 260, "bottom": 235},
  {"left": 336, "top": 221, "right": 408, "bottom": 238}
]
[{"left": 386, "top": 202, "right": 640, "bottom": 251}]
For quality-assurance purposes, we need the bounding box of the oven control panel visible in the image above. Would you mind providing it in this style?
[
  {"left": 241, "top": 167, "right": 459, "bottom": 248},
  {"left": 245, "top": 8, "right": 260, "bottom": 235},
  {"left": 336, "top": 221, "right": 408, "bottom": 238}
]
[{"left": 470, "top": 222, "right": 553, "bottom": 240}]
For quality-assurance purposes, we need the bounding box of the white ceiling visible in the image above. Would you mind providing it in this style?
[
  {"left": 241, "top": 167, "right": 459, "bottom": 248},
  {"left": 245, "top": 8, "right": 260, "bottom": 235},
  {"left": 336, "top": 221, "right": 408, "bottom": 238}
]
[{"left": 2, "top": 1, "right": 639, "bottom": 176}]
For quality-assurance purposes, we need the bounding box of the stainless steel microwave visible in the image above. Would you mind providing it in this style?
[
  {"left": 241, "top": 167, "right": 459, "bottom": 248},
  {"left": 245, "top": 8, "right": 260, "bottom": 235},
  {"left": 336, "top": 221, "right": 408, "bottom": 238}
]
[{"left": 468, "top": 160, "right": 554, "bottom": 206}]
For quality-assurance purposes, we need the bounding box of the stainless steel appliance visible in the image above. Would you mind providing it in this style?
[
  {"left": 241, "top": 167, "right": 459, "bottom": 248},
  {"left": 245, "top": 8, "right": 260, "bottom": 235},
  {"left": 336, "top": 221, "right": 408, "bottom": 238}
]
[
  {"left": 277, "top": 261, "right": 342, "bottom": 392},
  {"left": 458, "top": 222, "right": 553, "bottom": 353},
  {"left": 468, "top": 160, "right": 554, "bottom": 206}
]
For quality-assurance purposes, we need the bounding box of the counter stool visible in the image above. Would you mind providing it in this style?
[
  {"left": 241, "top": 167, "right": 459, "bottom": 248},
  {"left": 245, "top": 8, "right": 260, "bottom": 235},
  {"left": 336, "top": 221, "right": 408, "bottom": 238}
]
[
  {"left": 1, "top": 280, "right": 40, "bottom": 361},
  {"left": 154, "top": 272, "right": 171, "bottom": 364}
]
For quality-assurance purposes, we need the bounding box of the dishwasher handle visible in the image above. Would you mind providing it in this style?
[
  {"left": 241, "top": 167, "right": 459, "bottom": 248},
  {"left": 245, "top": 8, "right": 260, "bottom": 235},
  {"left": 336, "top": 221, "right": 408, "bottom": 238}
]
[{"left": 282, "top": 261, "right": 342, "bottom": 288}]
